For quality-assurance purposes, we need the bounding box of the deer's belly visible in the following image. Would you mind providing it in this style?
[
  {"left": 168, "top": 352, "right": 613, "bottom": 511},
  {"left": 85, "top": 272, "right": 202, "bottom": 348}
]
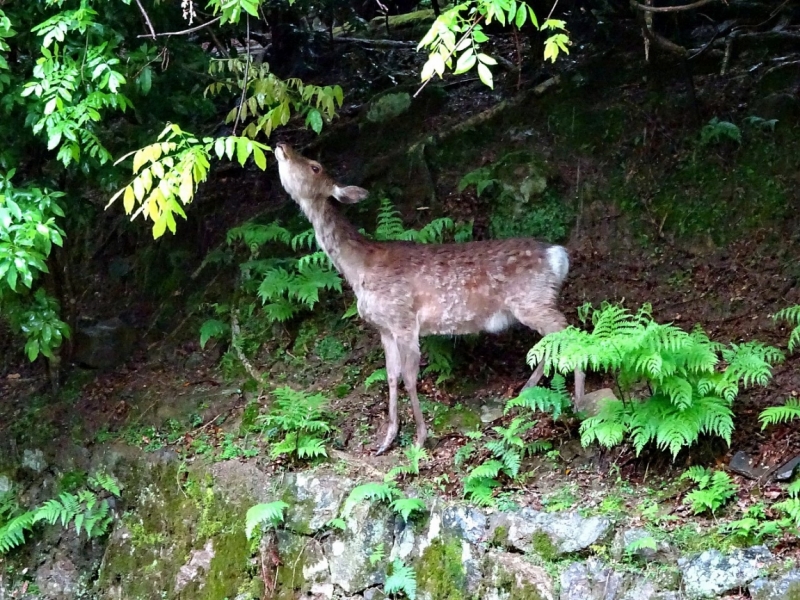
[{"left": 419, "top": 307, "right": 517, "bottom": 336}]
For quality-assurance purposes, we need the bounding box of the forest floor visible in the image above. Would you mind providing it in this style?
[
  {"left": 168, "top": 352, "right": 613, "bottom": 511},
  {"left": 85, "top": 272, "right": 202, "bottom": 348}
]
[{"left": 2, "top": 10, "right": 800, "bottom": 588}]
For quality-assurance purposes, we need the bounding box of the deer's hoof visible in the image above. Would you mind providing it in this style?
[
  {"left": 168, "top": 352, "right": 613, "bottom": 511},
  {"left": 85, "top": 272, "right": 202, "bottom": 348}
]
[
  {"left": 375, "top": 425, "right": 399, "bottom": 456},
  {"left": 414, "top": 427, "right": 428, "bottom": 450}
]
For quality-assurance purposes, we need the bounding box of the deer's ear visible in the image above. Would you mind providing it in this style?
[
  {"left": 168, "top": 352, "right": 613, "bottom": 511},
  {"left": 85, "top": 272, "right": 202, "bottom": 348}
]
[{"left": 333, "top": 185, "right": 369, "bottom": 204}]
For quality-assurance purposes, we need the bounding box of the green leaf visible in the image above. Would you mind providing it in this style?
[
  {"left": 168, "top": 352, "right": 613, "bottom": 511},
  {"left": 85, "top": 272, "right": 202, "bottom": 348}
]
[
  {"left": 477, "top": 62, "right": 494, "bottom": 89},
  {"left": 454, "top": 49, "right": 476, "bottom": 75},
  {"left": 306, "top": 109, "right": 323, "bottom": 134},
  {"left": 245, "top": 501, "right": 289, "bottom": 540}
]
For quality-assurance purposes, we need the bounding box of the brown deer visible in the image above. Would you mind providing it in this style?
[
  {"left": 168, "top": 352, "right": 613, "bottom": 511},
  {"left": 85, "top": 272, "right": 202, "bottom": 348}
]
[{"left": 274, "top": 143, "right": 584, "bottom": 454}]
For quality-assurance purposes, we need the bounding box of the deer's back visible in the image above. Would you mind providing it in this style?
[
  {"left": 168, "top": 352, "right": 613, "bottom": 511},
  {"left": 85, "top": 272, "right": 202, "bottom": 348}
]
[{"left": 353, "top": 238, "right": 568, "bottom": 336}]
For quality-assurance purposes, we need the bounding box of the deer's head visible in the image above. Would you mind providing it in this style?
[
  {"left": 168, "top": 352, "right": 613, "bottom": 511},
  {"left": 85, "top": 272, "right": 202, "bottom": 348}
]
[{"left": 274, "top": 143, "right": 368, "bottom": 205}]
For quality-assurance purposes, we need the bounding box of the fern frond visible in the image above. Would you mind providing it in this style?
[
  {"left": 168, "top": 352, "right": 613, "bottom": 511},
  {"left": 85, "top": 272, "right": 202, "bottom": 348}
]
[
  {"left": 343, "top": 482, "right": 399, "bottom": 516},
  {"left": 245, "top": 501, "right": 289, "bottom": 540},
  {"left": 468, "top": 459, "right": 504, "bottom": 480},
  {"left": 227, "top": 221, "right": 291, "bottom": 248},
  {"left": 384, "top": 559, "right": 417, "bottom": 600},
  {"left": 759, "top": 398, "right": 800, "bottom": 429},
  {"left": 0, "top": 511, "right": 36, "bottom": 554},
  {"left": 774, "top": 305, "right": 800, "bottom": 352},
  {"left": 89, "top": 472, "right": 121, "bottom": 497},
  {"left": 463, "top": 476, "right": 498, "bottom": 506},
  {"left": 390, "top": 498, "right": 426, "bottom": 522},
  {"left": 291, "top": 228, "right": 317, "bottom": 252}
]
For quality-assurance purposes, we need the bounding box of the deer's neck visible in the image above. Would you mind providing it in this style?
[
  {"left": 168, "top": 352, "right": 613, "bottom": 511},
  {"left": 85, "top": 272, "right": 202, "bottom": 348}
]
[{"left": 298, "top": 197, "right": 369, "bottom": 285}]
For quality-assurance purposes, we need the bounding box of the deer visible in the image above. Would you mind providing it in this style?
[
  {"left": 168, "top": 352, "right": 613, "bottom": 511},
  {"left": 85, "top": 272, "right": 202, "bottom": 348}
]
[{"left": 274, "top": 142, "right": 585, "bottom": 455}]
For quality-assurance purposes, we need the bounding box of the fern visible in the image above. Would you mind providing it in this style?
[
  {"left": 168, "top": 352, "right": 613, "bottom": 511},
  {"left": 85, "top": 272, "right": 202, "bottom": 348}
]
[
  {"left": 342, "top": 482, "right": 400, "bottom": 516},
  {"left": 385, "top": 559, "right": 417, "bottom": 600},
  {"left": 775, "top": 305, "right": 800, "bottom": 352},
  {"left": 420, "top": 336, "right": 455, "bottom": 384},
  {"left": 245, "top": 501, "right": 288, "bottom": 540},
  {"left": 0, "top": 511, "right": 36, "bottom": 554},
  {"left": 386, "top": 447, "right": 429, "bottom": 480},
  {"left": 370, "top": 543, "right": 386, "bottom": 565},
  {"left": 260, "top": 386, "right": 331, "bottom": 461},
  {"left": 624, "top": 535, "right": 657, "bottom": 555},
  {"left": 533, "top": 302, "right": 782, "bottom": 458},
  {"left": 760, "top": 398, "right": 800, "bottom": 429},
  {"left": 506, "top": 375, "right": 572, "bottom": 419},
  {"left": 463, "top": 476, "right": 499, "bottom": 507},
  {"left": 681, "top": 468, "right": 737, "bottom": 515},
  {"left": 364, "top": 368, "right": 388, "bottom": 390},
  {"left": 390, "top": 498, "right": 426, "bottom": 522}
]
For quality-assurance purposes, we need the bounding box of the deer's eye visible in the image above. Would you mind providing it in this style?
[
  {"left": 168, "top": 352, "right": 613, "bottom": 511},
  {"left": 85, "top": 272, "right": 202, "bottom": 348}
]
[{"left": 310, "top": 164, "right": 320, "bottom": 174}]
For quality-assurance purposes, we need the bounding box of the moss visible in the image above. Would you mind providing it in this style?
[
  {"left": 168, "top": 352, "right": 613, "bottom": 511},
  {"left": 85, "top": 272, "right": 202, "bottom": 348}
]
[
  {"left": 432, "top": 405, "right": 481, "bottom": 436},
  {"left": 96, "top": 463, "right": 251, "bottom": 600},
  {"left": 492, "top": 570, "right": 544, "bottom": 600},
  {"left": 530, "top": 531, "right": 558, "bottom": 562},
  {"left": 239, "top": 400, "right": 261, "bottom": 435},
  {"left": 489, "top": 525, "right": 509, "bottom": 548},
  {"left": 414, "top": 538, "right": 466, "bottom": 600},
  {"left": 787, "top": 581, "right": 800, "bottom": 600}
]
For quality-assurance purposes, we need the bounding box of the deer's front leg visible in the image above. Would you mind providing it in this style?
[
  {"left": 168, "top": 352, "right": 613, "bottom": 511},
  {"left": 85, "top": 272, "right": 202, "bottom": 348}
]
[{"left": 376, "top": 333, "right": 401, "bottom": 455}]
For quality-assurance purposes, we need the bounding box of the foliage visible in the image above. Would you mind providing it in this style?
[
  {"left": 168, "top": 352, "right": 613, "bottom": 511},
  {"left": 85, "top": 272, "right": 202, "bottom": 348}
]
[
  {"left": 699, "top": 118, "right": 741, "bottom": 146},
  {"left": 774, "top": 305, "right": 800, "bottom": 353},
  {"left": 366, "top": 93, "right": 411, "bottom": 123},
  {"left": 259, "top": 386, "right": 332, "bottom": 460},
  {"left": 759, "top": 398, "right": 800, "bottom": 430},
  {"left": 774, "top": 479, "right": 800, "bottom": 530},
  {"left": 109, "top": 124, "right": 271, "bottom": 239},
  {"left": 462, "top": 416, "right": 542, "bottom": 506},
  {"left": 206, "top": 58, "right": 343, "bottom": 137},
  {"left": 0, "top": 174, "right": 70, "bottom": 361},
  {"left": 417, "top": 0, "right": 569, "bottom": 89},
  {"left": 506, "top": 374, "right": 572, "bottom": 420},
  {"left": 680, "top": 467, "right": 737, "bottom": 516},
  {"left": 385, "top": 559, "right": 417, "bottom": 600},
  {"left": 245, "top": 501, "right": 288, "bottom": 540},
  {"left": 530, "top": 302, "right": 783, "bottom": 457},
  {"left": 341, "top": 449, "right": 428, "bottom": 523},
  {"left": 718, "top": 503, "right": 782, "bottom": 544},
  {"left": 0, "top": 472, "right": 120, "bottom": 554}
]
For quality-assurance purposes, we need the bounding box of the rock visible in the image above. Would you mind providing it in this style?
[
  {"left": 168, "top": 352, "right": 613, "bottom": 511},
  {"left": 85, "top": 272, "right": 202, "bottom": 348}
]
[
  {"left": 35, "top": 555, "right": 80, "bottom": 600},
  {"left": 729, "top": 450, "right": 770, "bottom": 479},
  {"left": 22, "top": 448, "right": 46, "bottom": 473},
  {"left": 559, "top": 558, "right": 625, "bottom": 600},
  {"left": 752, "top": 93, "right": 800, "bottom": 125},
  {"left": 577, "top": 388, "right": 617, "bottom": 416},
  {"left": 749, "top": 568, "right": 800, "bottom": 600},
  {"left": 276, "top": 532, "right": 330, "bottom": 595},
  {"left": 611, "top": 528, "right": 670, "bottom": 562},
  {"left": 480, "top": 401, "right": 505, "bottom": 423},
  {"left": 324, "top": 501, "right": 395, "bottom": 593},
  {"left": 441, "top": 505, "right": 487, "bottom": 544},
  {"left": 0, "top": 474, "right": 12, "bottom": 495},
  {"left": 287, "top": 471, "right": 353, "bottom": 534},
  {"left": 72, "top": 318, "right": 136, "bottom": 369},
  {"left": 679, "top": 545, "right": 773, "bottom": 599},
  {"left": 497, "top": 508, "right": 612, "bottom": 556},
  {"left": 175, "top": 539, "right": 215, "bottom": 592},
  {"left": 773, "top": 453, "right": 800, "bottom": 481},
  {"left": 483, "top": 550, "right": 555, "bottom": 600},
  {"left": 366, "top": 92, "right": 411, "bottom": 123}
]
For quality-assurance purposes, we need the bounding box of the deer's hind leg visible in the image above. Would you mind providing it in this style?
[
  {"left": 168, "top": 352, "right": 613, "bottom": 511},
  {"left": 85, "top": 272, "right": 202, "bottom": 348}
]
[
  {"left": 376, "top": 331, "right": 402, "bottom": 455},
  {"left": 397, "top": 335, "right": 427, "bottom": 450},
  {"left": 509, "top": 304, "right": 585, "bottom": 405}
]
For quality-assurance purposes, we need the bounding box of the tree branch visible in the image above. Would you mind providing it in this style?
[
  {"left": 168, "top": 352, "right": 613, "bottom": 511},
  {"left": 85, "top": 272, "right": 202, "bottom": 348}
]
[
  {"left": 631, "top": 0, "right": 720, "bottom": 13},
  {"left": 136, "top": 16, "right": 222, "bottom": 39}
]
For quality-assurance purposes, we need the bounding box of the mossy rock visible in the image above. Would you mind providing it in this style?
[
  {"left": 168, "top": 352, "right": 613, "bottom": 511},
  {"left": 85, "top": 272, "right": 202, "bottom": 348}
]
[{"left": 431, "top": 405, "right": 481, "bottom": 436}]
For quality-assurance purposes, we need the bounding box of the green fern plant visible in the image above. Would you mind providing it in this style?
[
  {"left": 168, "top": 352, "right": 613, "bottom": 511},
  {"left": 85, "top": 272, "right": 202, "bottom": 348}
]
[
  {"left": 462, "top": 417, "right": 537, "bottom": 506},
  {"left": 719, "top": 503, "right": 782, "bottom": 543},
  {"left": 258, "top": 386, "right": 331, "bottom": 460},
  {"left": 0, "top": 473, "right": 121, "bottom": 554},
  {"left": 681, "top": 467, "right": 738, "bottom": 516},
  {"left": 530, "top": 302, "right": 783, "bottom": 458},
  {"left": 774, "top": 479, "right": 800, "bottom": 530},
  {"left": 385, "top": 559, "right": 417, "bottom": 600},
  {"left": 759, "top": 398, "right": 800, "bottom": 429},
  {"left": 245, "top": 501, "right": 288, "bottom": 540},
  {"left": 506, "top": 374, "right": 572, "bottom": 420},
  {"left": 774, "top": 305, "right": 800, "bottom": 352}
]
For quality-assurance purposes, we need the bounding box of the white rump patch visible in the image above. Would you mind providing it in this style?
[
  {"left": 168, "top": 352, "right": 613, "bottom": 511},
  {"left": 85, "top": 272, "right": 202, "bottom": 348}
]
[
  {"left": 485, "top": 311, "right": 515, "bottom": 333},
  {"left": 546, "top": 246, "right": 570, "bottom": 283}
]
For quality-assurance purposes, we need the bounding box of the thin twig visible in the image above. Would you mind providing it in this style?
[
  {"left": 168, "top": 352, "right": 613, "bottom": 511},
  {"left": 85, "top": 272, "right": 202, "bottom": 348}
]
[
  {"left": 233, "top": 14, "right": 252, "bottom": 136},
  {"left": 134, "top": 0, "right": 157, "bottom": 39},
  {"left": 631, "top": 0, "right": 719, "bottom": 13},
  {"left": 136, "top": 16, "right": 221, "bottom": 39}
]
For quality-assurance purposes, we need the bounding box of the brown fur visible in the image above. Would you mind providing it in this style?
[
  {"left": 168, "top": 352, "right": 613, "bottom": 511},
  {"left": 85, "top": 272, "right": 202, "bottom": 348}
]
[{"left": 274, "top": 143, "right": 584, "bottom": 454}]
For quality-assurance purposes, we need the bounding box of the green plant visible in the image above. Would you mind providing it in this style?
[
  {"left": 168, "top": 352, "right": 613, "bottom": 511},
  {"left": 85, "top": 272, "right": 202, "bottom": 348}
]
[
  {"left": 0, "top": 472, "right": 120, "bottom": 554},
  {"left": 719, "top": 503, "right": 782, "bottom": 544},
  {"left": 699, "top": 118, "right": 741, "bottom": 146},
  {"left": 773, "top": 479, "right": 800, "bottom": 530},
  {"left": 462, "top": 416, "right": 537, "bottom": 506},
  {"left": 681, "top": 467, "right": 737, "bottom": 516},
  {"left": 531, "top": 302, "right": 783, "bottom": 457},
  {"left": 259, "top": 386, "right": 331, "bottom": 460},
  {"left": 384, "top": 559, "right": 417, "bottom": 600},
  {"left": 774, "top": 305, "right": 800, "bottom": 352},
  {"left": 624, "top": 535, "right": 657, "bottom": 557},
  {"left": 369, "top": 542, "right": 386, "bottom": 565},
  {"left": 759, "top": 398, "right": 800, "bottom": 429},
  {"left": 506, "top": 373, "right": 572, "bottom": 419},
  {"left": 245, "top": 501, "right": 288, "bottom": 540}
]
